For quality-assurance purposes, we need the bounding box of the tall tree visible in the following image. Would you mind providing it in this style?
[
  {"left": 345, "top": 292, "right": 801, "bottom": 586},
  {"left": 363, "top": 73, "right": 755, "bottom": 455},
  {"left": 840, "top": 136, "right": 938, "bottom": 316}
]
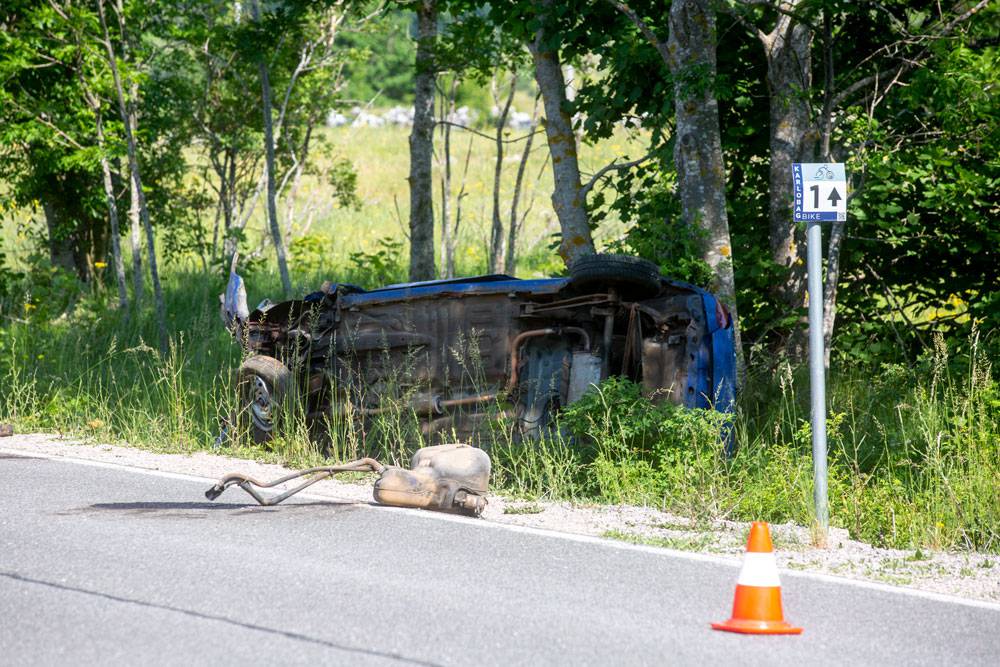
[
  {"left": 86, "top": 92, "right": 129, "bottom": 309},
  {"left": 529, "top": 0, "right": 596, "bottom": 267},
  {"left": 0, "top": 1, "right": 107, "bottom": 283},
  {"left": 408, "top": 0, "right": 437, "bottom": 281},
  {"left": 757, "top": 0, "right": 812, "bottom": 351},
  {"left": 98, "top": 0, "right": 167, "bottom": 352},
  {"left": 488, "top": 73, "right": 516, "bottom": 273},
  {"left": 250, "top": 0, "right": 293, "bottom": 296},
  {"left": 110, "top": 1, "right": 144, "bottom": 305},
  {"left": 611, "top": 1, "right": 741, "bottom": 350}
]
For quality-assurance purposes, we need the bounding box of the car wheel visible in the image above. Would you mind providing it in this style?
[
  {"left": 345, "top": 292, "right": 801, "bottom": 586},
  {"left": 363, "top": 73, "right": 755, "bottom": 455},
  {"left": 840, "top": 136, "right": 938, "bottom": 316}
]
[
  {"left": 569, "top": 253, "right": 662, "bottom": 299},
  {"left": 237, "top": 355, "right": 291, "bottom": 445}
]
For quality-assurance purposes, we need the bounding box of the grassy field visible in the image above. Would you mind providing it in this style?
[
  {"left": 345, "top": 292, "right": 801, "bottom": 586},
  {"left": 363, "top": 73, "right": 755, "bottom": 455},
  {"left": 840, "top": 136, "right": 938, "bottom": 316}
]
[
  {"left": 251, "top": 124, "right": 640, "bottom": 286},
  {"left": 1, "top": 123, "right": 997, "bottom": 555}
]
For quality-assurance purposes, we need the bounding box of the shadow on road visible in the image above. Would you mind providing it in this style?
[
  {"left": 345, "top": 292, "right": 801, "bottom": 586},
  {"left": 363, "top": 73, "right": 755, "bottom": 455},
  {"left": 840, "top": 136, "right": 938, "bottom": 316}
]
[{"left": 55, "top": 500, "right": 360, "bottom": 519}]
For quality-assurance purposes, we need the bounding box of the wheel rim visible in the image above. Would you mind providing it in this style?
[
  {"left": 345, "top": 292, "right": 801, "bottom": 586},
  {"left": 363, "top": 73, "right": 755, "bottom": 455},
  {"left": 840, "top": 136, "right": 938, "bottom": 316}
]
[{"left": 249, "top": 375, "right": 274, "bottom": 433}]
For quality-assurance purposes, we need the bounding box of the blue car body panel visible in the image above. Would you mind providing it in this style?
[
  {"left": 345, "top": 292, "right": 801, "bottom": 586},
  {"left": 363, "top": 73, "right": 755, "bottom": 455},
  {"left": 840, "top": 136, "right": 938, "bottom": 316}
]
[{"left": 337, "top": 275, "right": 569, "bottom": 307}]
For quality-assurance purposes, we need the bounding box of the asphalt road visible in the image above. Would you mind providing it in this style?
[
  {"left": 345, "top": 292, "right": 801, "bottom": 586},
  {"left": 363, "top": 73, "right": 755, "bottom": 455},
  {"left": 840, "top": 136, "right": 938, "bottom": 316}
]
[{"left": 1, "top": 453, "right": 998, "bottom": 666}]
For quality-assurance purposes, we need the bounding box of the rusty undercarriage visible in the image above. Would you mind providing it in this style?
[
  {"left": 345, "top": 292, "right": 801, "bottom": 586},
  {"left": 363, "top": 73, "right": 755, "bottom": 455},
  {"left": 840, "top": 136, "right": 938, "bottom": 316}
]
[{"left": 221, "top": 254, "right": 737, "bottom": 446}]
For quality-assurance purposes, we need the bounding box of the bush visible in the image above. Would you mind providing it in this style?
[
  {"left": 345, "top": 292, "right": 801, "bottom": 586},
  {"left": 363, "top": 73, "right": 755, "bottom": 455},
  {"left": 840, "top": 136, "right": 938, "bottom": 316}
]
[{"left": 559, "top": 377, "right": 729, "bottom": 510}]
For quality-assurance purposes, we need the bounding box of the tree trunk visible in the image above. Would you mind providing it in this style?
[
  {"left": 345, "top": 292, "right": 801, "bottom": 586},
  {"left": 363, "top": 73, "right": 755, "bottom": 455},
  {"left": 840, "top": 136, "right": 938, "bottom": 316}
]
[
  {"left": 822, "top": 219, "right": 844, "bottom": 367},
  {"left": 438, "top": 77, "right": 456, "bottom": 279},
  {"left": 529, "top": 3, "right": 594, "bottom": 268},
  {"left": 667, "top": 0, "right": 741, "bottom": 352},
  {"left": 94, "top": 108, "right": 129, "bottom": 309},
  {"left": 110, "top": 0, "right": 143, "bottom": 306},
  {"left": 124, "top": 154, "right": 143, "bottom": 305},
  {"left": 99, "top": 0, "right": 167, "bottom": 353},
  {"left": 489, "top": 74, "right": 516, "bottom": 273},
  {"left": 408, "top": 0, "right": 437, "bottom": 281},
  {"left": 251, "top": 0, "right": 292, "bottom": 297},
  {"left": 759, "top": 1, "right": 814, "bottom": 356},
  {"left": 505, "top": 94, "right": 541, "bottom": 275}
]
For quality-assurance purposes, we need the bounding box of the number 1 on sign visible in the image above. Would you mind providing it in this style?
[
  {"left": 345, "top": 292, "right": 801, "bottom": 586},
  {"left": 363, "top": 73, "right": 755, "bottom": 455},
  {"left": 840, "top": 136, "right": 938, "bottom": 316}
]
[{"left": 810, "top": 185, "right": 819, "bottom": 209}]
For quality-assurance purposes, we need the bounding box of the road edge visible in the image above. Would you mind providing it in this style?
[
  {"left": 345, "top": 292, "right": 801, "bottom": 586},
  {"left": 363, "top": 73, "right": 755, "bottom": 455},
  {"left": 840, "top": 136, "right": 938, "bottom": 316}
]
[{"left": 5, "top": 444, "right": 999, "bottom": 614}]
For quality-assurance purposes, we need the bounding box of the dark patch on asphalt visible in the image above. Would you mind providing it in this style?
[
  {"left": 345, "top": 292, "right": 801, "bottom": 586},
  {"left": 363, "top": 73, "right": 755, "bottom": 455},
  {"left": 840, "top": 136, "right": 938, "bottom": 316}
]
[
  {"left": 0, "top": 453, "right": 43, "bottom": 460},
  {"left": 55, "top": 500, "right": 361, "bottom": 520},
  {"left": 0, "top": 570, "right": 440, "bottom": 666}
]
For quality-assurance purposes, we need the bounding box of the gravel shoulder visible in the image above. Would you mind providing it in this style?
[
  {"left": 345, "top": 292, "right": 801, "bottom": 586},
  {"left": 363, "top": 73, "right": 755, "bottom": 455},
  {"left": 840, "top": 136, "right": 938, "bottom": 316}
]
[{"left": 2, "top": 432, "right": 997, "bottom": 603}]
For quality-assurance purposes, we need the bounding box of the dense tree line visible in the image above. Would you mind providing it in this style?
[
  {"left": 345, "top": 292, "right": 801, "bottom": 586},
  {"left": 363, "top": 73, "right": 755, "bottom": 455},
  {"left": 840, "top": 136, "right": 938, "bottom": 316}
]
[
  {"left": 407, "top": 0, "right": 997, "bottom": 358},
  {"left": 1, "top": 0, "right": 996, "bottom": 361}
]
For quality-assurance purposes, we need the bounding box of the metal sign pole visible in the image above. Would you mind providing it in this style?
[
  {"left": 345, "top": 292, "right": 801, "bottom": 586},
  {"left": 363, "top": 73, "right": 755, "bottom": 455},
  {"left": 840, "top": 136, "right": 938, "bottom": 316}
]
[
  {"left": 806, "top": 220, "right": 829, "bottom": 531},
  {"left": 794, "top": 161, "right": 844, "bottom": 537}
]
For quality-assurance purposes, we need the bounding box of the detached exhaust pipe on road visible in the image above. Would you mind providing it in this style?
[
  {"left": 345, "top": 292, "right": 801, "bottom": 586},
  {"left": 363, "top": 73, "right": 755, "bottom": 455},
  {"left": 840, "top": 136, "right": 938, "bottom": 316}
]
[
  {"left": 205, "top": 444, "right": 490, "bottom": 517},
  {"left": 204, "top": 457, "right": 384, "bottom": 505}
]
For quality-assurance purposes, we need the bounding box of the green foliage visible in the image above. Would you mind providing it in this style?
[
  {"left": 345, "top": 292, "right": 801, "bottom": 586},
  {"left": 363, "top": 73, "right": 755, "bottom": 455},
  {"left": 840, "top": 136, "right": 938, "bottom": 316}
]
[
  {"left": 559, "top": 377, "right": 729, "bottom": 509},
  {"left": 604, "top": 166, "right": 714, "bottom": 287},
  {"left": 544, "top": 344, "right": 999, "bottom": 552},
  {"left": 837, "top": 33, "right": 1000, "bottom": 352},
  {"left": 339, "top": 9, "right": 416, "bottom": 104},
  {"left": 288, "top": 234, "right": 329, "bottom": 275},
  {"left": 0, "top": 249, "right": 23, "bottom": 301},
  {"left": 0, "top": 0, "right": 201, "bottom": 281},
  {"left": 326, "top": 157, "right": 363, "bottom": 211},
  {"left": 347, "top": 236, "right": 405, "bottom": 288}
]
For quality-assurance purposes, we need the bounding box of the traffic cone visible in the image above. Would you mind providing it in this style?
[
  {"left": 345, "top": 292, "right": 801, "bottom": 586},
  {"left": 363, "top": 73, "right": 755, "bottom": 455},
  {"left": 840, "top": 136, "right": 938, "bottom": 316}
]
[{"left": 711, "top": 521, "right": 803, "bottom": 635}]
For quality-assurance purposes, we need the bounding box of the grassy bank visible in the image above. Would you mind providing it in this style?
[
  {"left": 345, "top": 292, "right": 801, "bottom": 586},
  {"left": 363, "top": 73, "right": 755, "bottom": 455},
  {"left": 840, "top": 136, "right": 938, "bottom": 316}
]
[{"left": 2, "top": 273, "right": 996, "bottom": 553}]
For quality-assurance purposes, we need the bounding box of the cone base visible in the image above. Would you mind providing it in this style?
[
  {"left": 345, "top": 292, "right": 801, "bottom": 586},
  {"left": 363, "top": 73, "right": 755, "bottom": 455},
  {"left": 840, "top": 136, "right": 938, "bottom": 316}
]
[{"left": 711, "top": 618, "right": 803, "bottom": 635}]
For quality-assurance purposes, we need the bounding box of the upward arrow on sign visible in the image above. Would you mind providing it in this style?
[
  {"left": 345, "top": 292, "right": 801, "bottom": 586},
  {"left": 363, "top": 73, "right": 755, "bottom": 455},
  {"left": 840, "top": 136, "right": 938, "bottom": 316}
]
[{"left": 827, "top": 187, "right": 842, "bottom": 206}]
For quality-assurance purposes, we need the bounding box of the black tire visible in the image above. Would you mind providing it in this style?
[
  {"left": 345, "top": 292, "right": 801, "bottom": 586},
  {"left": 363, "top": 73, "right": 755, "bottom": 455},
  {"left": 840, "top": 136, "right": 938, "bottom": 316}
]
[
  {"left": 237, "top": 355, "right": 292, "bottom": 445},
  {"left": 569, "top": 253, "right": 662, "bottom": 299}
]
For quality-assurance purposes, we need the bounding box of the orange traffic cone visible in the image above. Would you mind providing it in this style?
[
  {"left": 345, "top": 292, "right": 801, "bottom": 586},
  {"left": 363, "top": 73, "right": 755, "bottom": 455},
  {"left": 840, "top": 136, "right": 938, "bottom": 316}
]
[{"left": 711, "top": 521, "right": 803, "bottom": 635}]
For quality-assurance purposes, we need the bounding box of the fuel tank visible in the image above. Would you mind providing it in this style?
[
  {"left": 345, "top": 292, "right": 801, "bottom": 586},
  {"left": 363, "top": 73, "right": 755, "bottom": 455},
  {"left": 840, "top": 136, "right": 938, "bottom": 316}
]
[{"left": 373, "top": 444, "right": 490, "bottom": 516}]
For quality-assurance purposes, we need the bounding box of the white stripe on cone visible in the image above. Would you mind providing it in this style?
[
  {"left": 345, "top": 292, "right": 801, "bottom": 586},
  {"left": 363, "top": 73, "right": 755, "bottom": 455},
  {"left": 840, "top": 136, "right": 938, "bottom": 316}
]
[{"left": 736, "top": 552, "right": 782, "bottom": 587}]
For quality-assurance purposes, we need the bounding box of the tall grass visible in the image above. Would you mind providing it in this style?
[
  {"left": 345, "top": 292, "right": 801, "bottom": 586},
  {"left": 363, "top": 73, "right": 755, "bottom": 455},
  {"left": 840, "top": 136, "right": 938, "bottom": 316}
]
[
  {"left": 1, "top": 269, "right": 241, "bottom": 452},
  {"left": 538, "top": 330, "right": 998, "bottom": 552},
  {"left": 2, "top": 265, "right": 995, "bottom": 554}
]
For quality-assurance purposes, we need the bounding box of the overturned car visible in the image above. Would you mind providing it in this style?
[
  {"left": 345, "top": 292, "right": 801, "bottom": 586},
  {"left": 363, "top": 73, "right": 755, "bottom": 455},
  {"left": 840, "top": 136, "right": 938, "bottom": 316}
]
[{"left": 221, "top": 254, "right": 736, "bottom": 445}]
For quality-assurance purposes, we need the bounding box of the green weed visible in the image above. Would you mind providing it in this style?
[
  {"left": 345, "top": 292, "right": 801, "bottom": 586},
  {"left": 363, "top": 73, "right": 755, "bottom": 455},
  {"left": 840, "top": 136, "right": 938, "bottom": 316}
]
[
  {"left": 503, "top": 503, "right": 544, "bottom": 515},
  {"left": 602, "top": 529, "right": 720, "bottom": 553}
]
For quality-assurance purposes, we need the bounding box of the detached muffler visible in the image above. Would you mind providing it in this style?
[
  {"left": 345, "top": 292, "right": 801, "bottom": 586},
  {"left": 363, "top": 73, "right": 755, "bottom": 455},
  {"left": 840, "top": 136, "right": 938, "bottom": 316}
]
[{"left": 205, "top": 444, "right": 490, "bottom": 516}]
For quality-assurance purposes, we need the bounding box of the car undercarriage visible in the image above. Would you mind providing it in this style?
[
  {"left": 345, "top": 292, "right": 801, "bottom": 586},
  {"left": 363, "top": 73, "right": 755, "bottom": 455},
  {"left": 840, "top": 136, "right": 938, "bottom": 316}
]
[{"left": 221, "top": 254, "right": 736, "bottom": 447}]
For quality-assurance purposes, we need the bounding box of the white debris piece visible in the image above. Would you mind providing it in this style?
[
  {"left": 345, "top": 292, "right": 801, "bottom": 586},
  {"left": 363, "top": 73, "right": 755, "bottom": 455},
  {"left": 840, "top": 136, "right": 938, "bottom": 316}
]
[
  {"left": 382, "top": 106, "right": 415, "bottom": 126},
  {"left": 445, "top": 106, "right": 477, "bottom": 128},
  {"left": 617, "top": 113, "right": 648, "bottom": 129},
  {"left": 325, "top": 110, "right": 348, "bottom": 127},
  {"left": 351, "top": 111, "right": 386, "bottom": 128},
  {"left": 508, "top": 110, "right": 534, "bottom": 130}
]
